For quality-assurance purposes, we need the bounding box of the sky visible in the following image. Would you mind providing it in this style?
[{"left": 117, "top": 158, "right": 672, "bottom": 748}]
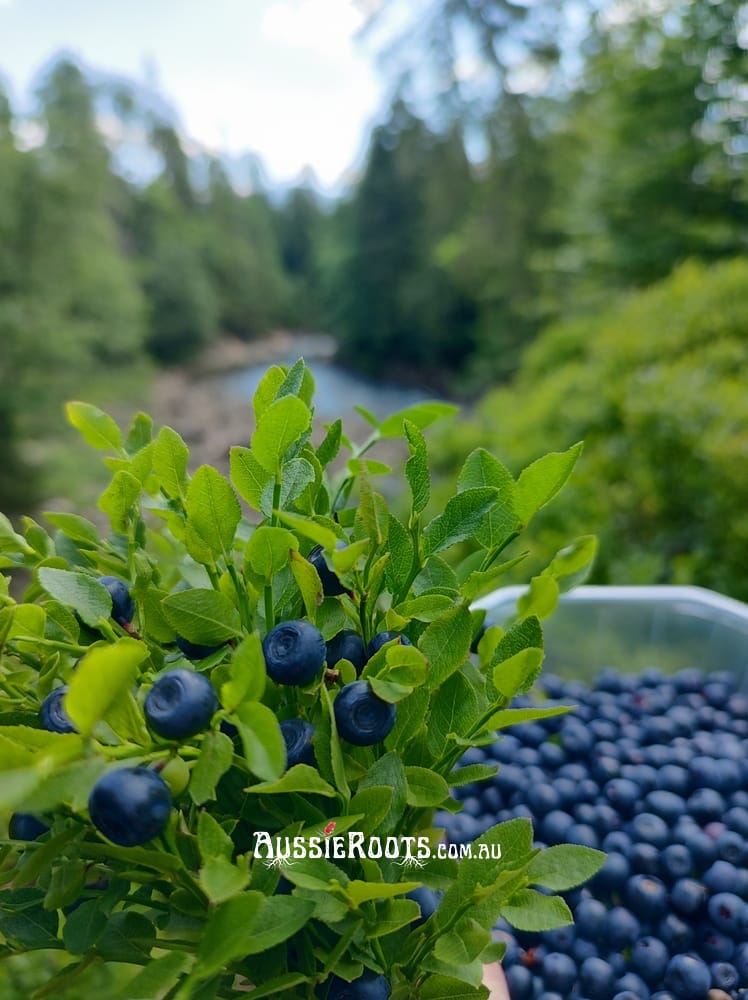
[{"left": 0, "top": 0, "right": 387, "bottom": 189}]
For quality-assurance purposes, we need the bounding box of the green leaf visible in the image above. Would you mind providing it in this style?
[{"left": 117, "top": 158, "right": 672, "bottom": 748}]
[
  {"left": 458, "top": 448, "right": 518, "bottom": 549},
  {"left": 486, "top": 705, "right": 574, "bottom": 730},
  {"left": 544, "top": 534, "right": 598, "bottom": 592},
  {"left": 246, "top": 764, "right": 337, "bottom": 797},
  {"left": 125, "top": 411, "right": 153, "bottom": 453},
  {"left": 419, "top": 603, "right": 473, "bottom": 688},
  {"left": 448, "top": 763, "right": 499, "bottom": 786},
  {"left": 37, "top": 568, "right": 111, "bottom": 628},
  {"left": 66, "top": 401, "right": 123, "bottom": 453},
  {"left": 347, "top": 786, "right": 393, "bottom": 836},
  {"left": 62, "top": 898, "right": 106, "bottom": 953},
  {"left": 234, "top": 702, "right": 285, "bottom": 781},
  {"left": 43, "top": 860, "right": 87, "bottom": 911},
  {"left": 394, "top": 594, "right": 453, "bottom": 622},
  {"left": 404, "top": 766, "right": 450, "bottom": 806},
  {"left": 239, "top": 895, "right": 315, "bottom": 955},
  {"left": 358, "top": 752, "right": 406, "bottom": 835},
  {"left": 492, "top": 647, "right": 545, "bottom": 700},
  {"left": 527, "top": 844, "right": 606, "bottom": 891},
  {"left": 379, "top": 401, "right": 459, "bottom": 437},
  {"left": 195, "top": 891, "right": 265, "bottom": 977},
  {"left": 65, "top": 639, "right": 148, "bottom": 737},
  {"left": 316, "top": 420, "right": 342, "bottom": 468},
  {"left": 0, "top": 513, "right": 34, "bottom": 556},
  {"left": 246, "top": 526, "right": 298, "bottom": 581},
  {"left": 253, "top": 365, "right": 286, "bottom": 421},
  {"left": 369, "top": 897, "right": 420, "bottom": 937},
  {"left": 230, "top": 446, "right": 272, "bottom": 511},
  {"left": 43, "top": 513, "right": 100, "bottom": 549},
  {"left": 189, "top": 730, "right": 235, "bottom": 805},
  {"left": 279, "top": 457, "right": 316, "bottom": 509},
  {"left": 161, "top": 588, "right": 241, "bottom": 644},
  {"left": 153, "top": 426, "right": 190, "bottom": 499},
  {"left": 517, "top": 575, "right": 560, "bottom": 620},
  {"left": 385, "top": 514, "right": 414, "bottom": 598},
  {"left": 98, "top": 470, "right": 141, "bottom": 533},
  {"left": 200, "top": 856, "right": 250, "bottom": 903},
  {"left": 433, "top": 918, "right": 490, "bottom": 965},
  {"left": 198, "top": 810, "right": 233, "bottom": 861},
  {"left": 0, "top": 906, "right": 59, "bottom": 950},
  {"left": 515, "top": 442, "right": 583, "bottom": 525},
  {"left": 420, "top": 975, "right": 488, "bottom": 999},
  {"left": 113, "top": 953, "right": 191, "bottom": 1000},
  {"left": 489, "top": 615, "right": 543, "bottom": 668},
  {"left": 220, "top": 634, "right": 266, "bottom": 711},
  {"left": 96, "top": 910, "right": 155, "bottom": 962},
  {"left": 500, "top": 887, "right": 573, "bottom": 932},
  {"left": 290, "top": 549, "right": 323, "bottom": 621},
  {"left": 404, "top": 419, "right": 430, "bottom": 517},
  {"left": 253, "top": 395, "right": 311, "bottom": 472},
  {"left": 422, "top": 488, "right": 498, "bottom": 556},
  {"left": 185, "top": 466, "right": 241, "bottom": 563},
  {"left": 357, "top": 474, "right": 388, "bottom": 546},
  {"left": 229, "top": 974, "right": 309, "bottom": 998},
  {"left": 427, "top": 671, "right": 481, "bottom": 758},
  {"left": 276, "top": 512, "right": 339, "bottom": 551}
]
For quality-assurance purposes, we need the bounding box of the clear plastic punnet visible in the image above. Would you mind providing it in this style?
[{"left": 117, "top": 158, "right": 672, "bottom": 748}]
[{"left": 473, "top": 585, "right": 748, "bottom": 687}]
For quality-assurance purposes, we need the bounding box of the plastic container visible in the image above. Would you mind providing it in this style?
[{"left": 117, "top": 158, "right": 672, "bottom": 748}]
[{"left": 473, "top": 585, "right": 748, "bottom": 687}]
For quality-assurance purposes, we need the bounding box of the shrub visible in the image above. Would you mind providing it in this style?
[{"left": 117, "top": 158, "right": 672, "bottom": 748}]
[{"left": 0, "top": 360, "right": 602, "bottom": 999}]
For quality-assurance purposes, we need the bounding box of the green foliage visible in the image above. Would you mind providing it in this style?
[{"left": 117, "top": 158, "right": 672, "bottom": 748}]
[
  {"left": 437, "top": 258, "right": 748, "bottom": 599},
  {"left": 0, "top": 359, "right": 601, "bottom": 999}
]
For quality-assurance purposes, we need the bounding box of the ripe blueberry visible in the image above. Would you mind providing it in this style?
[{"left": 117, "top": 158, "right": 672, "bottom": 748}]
[
  {"left": 307, "top": 544, "right": 346, "bottom": 596},
  {"left": 263, "top": 620, "right": 326, "bottom": 686},
  {"left": 175, "top": 635, "right": 223, "bottom": 661},
  {"left": 327, "top": 971, "right": 391, "bottom": 1000},
  {"left": 8, "top": 813, "right": 49, "bottom": 840},
  {"left": 663, "top": 954, "right": 711, "bottom": 1000},
  {"left": 366, "top": 631, "right": 412, "bottom": 659},
  {"left": 144, "top": 668, "right": 218, "bottom": 740},
  {"left": 326, "top": 629, "right": 366, "bottom": 675},
  {"left": 88, "top": 766, "right": 172, "bottom": 847},
  {"left": 40, "top": 686, "right": 77, "bottom": 734},
  {"left": 334, "top": 680, "right": 396, "bottom": 746},
  {"left": 97, "top": 575, "right": 135, "bottom": 625},
  {"left": 280, "top": 718, "right": 316, "bottom": 768}
]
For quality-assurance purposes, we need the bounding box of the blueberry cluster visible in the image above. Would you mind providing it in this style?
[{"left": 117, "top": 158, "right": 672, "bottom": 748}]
[{"left": 439, "top": 667, "right": 748, "bottom": 999}]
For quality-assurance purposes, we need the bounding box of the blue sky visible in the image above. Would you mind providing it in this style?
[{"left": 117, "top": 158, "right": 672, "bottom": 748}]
[{"left": 0, "top": 0, "right": 386, "bottom": 188}]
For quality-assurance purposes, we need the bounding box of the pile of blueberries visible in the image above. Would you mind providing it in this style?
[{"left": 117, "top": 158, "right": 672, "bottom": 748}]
[{"left": 439, "top": 666, "right": 748, "bottom": 1000}]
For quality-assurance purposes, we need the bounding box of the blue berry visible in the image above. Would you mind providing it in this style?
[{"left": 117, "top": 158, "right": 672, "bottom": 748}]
[
  {"left": 280, "top": 718, "right": 316, "bottom": 768},
  {"left": 97, "top": 575, "right": 135, "bottom": 625},
  {"left": 263, "top": 620, "right": 326, "bottom": 686},
  {"left": 663, "top": 954, "right": 711, "bottom": 1000},
  {"left": 365, "top": 631, "right": 412, "bottom": 658},
  {"left": 88, "top": 766, "right": 171, "bottom": 847},
  {"left": 40, "top": 686, "right": 77, "bottom": 734},
  {"left": 333, "top": 680, "right": 396, "bottom": 746},
  {"left": 307, "top": 544, "right": 346, "bottom": 597},
  {"left": 326, "top": 629, "right": 366, "bottom": 675},
  {"left": 144, "top": 668, "right": 218, "bottom": 740}
]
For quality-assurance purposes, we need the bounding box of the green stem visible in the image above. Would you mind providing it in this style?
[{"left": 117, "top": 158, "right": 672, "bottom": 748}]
[
  {"left": 227, "top": 562, "right": 251, "bottom": 631},
  {"left": 264, "top": 584, "right": 275, "bottom": 632},
  {"left": 10, "top": 636, "right": 91, "bottom": 656},
  {"left": 479, "top": 532, "right": 520, "bottom": 572}
]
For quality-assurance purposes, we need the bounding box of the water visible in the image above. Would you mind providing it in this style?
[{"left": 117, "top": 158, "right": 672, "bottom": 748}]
[{"left": 217, "top": 356, "right": 440, "bottom": 424}]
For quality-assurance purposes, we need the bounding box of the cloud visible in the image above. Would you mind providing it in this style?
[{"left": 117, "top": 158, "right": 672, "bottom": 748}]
[{"left": 261, "top": 0, "right": 366, "bottom": 59}]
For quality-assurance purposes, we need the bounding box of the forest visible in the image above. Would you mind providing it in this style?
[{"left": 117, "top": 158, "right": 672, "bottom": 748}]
[{"left": 1, "top": 0, "right": 747, "bottom": 597}]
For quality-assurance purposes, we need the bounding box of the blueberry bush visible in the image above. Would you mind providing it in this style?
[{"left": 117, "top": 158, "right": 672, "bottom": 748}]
[{"left": 0, "top": 359, "right": 602, "bottom": 999}]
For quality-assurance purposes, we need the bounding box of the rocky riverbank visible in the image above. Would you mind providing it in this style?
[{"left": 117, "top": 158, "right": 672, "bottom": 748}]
[{"left": 148, "top": 331, "right": 338, "bottom": 475}]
